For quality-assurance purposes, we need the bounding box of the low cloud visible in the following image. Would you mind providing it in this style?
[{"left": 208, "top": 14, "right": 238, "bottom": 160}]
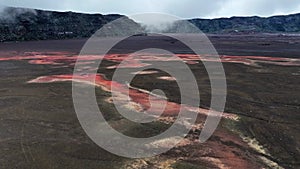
[{"left": 0, "top": 6, "right": 37, "bottom": 22}]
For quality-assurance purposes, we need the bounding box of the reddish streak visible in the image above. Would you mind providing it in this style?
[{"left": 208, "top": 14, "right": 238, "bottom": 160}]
[
  {"left": 29, "top": 73, "right": 192, "bottom": 116},
  {"left": 29, "top": 73, "right": 238, "bottom": 120},
  {"left": 0, "top": 52, "right": 299, "bottom": 69}
]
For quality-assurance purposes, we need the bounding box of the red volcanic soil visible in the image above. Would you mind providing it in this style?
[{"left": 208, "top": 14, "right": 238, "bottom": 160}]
[
  {"left": 0, "top": 52, "right": 299, "bottom": 69},
  {"left": 28, "top": 73, "right": 235, "bottom": 119}
]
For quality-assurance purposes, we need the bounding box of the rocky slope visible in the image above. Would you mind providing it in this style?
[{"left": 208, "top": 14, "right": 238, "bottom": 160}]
[
  {"left": 0, "top": 7, "right": 142, "bottom": 41},
  {"left": 186, "top": 13, "right": 300, "bottom": 34}
]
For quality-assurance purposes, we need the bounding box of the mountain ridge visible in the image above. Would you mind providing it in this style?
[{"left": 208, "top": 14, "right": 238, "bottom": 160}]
[
  {"left": 1, "top": 7, "right": 300, "bottom": 41},
  {"left": 186, "top": 13, "right": 300, "bottom": 34},
  {"left": 0, "top": 7, "right": 141, "bottom": 41}
]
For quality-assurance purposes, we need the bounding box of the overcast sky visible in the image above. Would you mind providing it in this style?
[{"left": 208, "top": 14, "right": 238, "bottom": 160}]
[{"left": 1, "top": 0, "right": 300, "bottom": 19}]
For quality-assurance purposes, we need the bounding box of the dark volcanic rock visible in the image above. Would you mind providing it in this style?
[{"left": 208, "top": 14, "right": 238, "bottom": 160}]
[
  {"left": 0, "top": 7, "right": 143, "bottom": 41},
  {"left": 165, "top": 14, "right": 300, "bottom": 34},
  {"left": 187, "top": 14, "right": 300, "bottom": 34}
]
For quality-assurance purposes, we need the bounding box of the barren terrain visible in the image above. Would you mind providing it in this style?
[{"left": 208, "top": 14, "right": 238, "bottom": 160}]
[{"left": 0, "top": 34, "right": 299, "bottom": 169}]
